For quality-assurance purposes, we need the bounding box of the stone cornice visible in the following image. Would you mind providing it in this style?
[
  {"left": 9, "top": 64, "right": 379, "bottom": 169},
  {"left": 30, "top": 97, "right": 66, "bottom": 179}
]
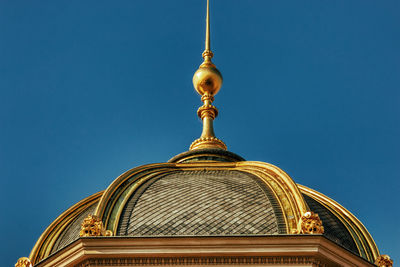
[{"left": 34, "top": 235, "right": 375, "bottom": 267}]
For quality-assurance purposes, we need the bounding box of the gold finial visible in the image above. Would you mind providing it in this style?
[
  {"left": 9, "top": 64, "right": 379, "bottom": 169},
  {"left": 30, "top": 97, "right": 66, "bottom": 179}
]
[{"left": 190, "top": 0, "right": 226, "bottom": 151}]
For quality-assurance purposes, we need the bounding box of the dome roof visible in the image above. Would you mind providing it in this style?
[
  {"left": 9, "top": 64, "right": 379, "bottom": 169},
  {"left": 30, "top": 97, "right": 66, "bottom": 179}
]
[
  {"left": 29, "top": 149, "right": 380, "bottom": 265},
  {"left": 117, "top": 169, "right": 286, "bottom": 236}
]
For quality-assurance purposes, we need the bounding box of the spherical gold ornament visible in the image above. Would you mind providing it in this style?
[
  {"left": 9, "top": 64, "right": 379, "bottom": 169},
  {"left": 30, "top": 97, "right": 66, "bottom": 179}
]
[{"left": 193, "top": 66, "right": 223, "bottom": 96}]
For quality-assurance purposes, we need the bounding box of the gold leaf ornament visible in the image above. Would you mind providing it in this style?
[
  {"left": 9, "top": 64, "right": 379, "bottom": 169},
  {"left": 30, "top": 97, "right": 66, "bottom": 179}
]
[
  {"left": 15, "top": 257, "right": 32, "bottom": 267},
  {"left": 80, "top": 214, "right": 113, "bottom": 237},
  {"left": 375, "top": 255, "right": 393, "bottom": 267},
  {"left": 294, "top": 211, "right": 324, "bottom": 234}
]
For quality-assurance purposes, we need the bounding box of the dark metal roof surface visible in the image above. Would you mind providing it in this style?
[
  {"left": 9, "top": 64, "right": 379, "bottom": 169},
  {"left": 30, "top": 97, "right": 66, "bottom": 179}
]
[
  {"left": 302, "top": 194, "right": 359, "bottom": 255},
  {"left": 117, "top": 170, "right": 285, "bottom": 236}
]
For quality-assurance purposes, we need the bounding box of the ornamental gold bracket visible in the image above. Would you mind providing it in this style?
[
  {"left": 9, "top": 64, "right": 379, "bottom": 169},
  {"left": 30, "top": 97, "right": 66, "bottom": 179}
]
[
  {"left": 375, "top": 255, "right": 393, "bottom": 267},
  {"left": 190, "top": 0, "right": 226, "bottom": 151},
  {"left": 293, "top": 211, "right": 324, "bottom": 234},
  {"left": 80, "top": 214, "right": 113, "bottom": 237},
  {"left": 15, "top": 257, "right": 32, "bottom": 267}
]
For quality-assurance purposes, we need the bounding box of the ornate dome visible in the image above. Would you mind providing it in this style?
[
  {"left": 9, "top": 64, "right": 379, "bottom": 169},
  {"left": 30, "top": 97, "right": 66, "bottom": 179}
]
[
  {"left": 29, "top": 149, "right": 380, "bottom": 265},
  {"left": 18, "top": 1, "right": 392, "bottom": 266}
]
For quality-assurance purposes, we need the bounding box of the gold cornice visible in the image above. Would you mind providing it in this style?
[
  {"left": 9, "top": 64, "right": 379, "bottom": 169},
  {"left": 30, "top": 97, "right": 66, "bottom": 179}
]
[
  {"left": 29, "top": 191, "right": 103, "bottom": 264},
  {"left": 298, "top": 184, "right": 380, "bottom": 262}
]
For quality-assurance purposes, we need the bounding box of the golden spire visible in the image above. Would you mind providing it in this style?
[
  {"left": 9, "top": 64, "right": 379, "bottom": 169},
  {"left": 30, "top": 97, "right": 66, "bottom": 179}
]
[{"left": 190, "top": 0, "right": 226, "bottom": 150}]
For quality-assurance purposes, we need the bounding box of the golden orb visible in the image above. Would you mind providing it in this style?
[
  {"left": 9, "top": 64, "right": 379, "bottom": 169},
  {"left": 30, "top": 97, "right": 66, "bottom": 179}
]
[{"left": 193, "top": 66, "right": 223, "bottom": 96}]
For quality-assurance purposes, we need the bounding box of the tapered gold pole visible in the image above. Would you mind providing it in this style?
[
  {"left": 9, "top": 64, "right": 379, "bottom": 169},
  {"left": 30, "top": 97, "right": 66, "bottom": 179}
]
[
  {"left": 190, "top": 0, "right": 226, "bottom": 151},
  {"left": 205, "top": 0, "right": 210, "bottom": 52}
]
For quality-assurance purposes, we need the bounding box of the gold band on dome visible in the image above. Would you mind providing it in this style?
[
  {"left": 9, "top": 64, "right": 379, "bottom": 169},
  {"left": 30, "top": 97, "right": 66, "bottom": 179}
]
[
  {"left": 236, "top": 161, "right": 309, "bottom": 233},
  {"left": 190, "top": 0, "right": 226, "bottom": 151}
]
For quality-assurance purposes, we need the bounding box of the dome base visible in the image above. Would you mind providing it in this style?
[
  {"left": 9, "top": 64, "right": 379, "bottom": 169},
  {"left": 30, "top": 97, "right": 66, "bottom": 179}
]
[{"left": 168, "top": 148, "right": 245, "bottom": 163}]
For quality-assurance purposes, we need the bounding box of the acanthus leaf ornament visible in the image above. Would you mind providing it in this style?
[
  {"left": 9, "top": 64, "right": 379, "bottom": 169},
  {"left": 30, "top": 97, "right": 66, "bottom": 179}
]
[
  {"left": 293, "top": 211, "right": 324, "bottom": 234},
  {"left": 80, "top": 214, "right": 113, "bottom": 237},
  {"left": 375, "top": 255, "right": 393, "bottom": 267},
  {"left": 15, "top": 257, "right": 32, "bottom": 267}
]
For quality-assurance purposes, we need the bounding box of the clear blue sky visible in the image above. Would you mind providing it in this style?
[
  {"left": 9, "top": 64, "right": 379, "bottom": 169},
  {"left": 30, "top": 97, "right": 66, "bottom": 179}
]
[{"left": 1, "top": 0, "right": 399, "bottom": 265}]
